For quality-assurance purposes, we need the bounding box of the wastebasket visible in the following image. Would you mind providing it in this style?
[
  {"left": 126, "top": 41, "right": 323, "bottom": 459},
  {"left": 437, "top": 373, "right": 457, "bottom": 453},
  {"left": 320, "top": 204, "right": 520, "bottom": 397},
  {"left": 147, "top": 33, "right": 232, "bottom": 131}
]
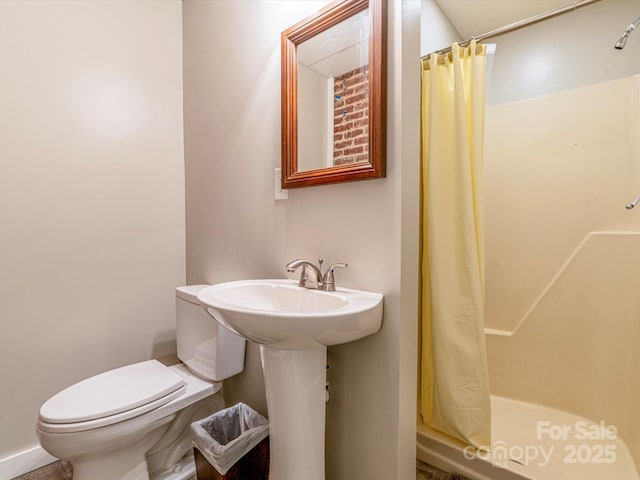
[{"left": 191, "top": 402, "right": 269, "bottom": 480}]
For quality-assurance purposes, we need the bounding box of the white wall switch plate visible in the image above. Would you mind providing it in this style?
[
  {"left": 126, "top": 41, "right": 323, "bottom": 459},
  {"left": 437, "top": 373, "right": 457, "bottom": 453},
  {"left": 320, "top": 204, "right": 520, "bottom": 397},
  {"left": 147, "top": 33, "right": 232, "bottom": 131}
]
[{"left": 275, "top": 168, "right": 288, "bottom": 200}]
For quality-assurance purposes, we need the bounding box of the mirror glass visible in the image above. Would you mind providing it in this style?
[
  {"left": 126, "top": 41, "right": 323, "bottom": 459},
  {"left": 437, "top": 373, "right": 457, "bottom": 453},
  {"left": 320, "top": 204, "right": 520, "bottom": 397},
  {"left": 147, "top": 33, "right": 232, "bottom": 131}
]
[
  {"left": 297, "top": 9, "right": 370, "bottom": 172},
  {"left": 281, "top": 0, "right": 386, "bottom": 188}
]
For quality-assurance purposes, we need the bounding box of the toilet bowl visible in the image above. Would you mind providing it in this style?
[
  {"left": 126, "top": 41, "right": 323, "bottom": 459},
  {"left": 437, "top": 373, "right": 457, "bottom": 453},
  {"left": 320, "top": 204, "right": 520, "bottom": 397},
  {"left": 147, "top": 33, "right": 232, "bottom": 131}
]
[{"left": 36, "top": 285, "right": 246, "bottom": 480}]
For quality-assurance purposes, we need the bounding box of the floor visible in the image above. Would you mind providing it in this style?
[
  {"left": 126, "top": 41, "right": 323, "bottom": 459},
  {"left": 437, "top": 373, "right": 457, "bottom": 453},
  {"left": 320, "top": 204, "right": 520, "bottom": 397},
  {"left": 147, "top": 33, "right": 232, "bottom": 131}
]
[
  {"left": 12, "top": 461, "right": 72, "bottom": 480},
  {"left": 416, "top": 460, "right": 471, "bottom": 480},
  {"left": 10, "top": 461, "right": 196, "bottom": 480},
  {"left": 14, "top": 459, "right": 465, "bottom": 480}
]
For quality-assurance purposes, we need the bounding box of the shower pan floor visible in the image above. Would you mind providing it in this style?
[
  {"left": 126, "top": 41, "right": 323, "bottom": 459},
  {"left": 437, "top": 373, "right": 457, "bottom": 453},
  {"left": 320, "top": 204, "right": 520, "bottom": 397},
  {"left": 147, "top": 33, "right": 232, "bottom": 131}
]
[
  {"left": 418, "top": 396, "right": 639, "bottom": 480},
  {"left": 491, "top": 396, "right": 638, "bottom": 479}
]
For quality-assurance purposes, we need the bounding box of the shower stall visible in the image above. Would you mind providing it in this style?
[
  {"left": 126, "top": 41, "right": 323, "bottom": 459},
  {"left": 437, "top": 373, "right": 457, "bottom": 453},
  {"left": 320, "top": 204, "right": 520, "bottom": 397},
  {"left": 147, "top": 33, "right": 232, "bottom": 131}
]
[{"left": 418, "top": 1, "right": 640, "bottom": 478}]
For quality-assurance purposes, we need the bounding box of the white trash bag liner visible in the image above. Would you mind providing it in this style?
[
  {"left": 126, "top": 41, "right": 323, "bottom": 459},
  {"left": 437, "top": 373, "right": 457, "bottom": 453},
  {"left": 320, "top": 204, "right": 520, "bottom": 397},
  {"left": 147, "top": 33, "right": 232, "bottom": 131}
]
[{"left": 191, "top": 402, "right": 269, "bottom": 475}]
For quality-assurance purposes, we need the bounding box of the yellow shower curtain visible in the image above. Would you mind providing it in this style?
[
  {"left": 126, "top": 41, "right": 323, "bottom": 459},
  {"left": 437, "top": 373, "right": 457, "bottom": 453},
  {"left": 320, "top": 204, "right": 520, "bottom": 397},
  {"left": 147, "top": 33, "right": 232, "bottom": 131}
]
[{"left": 419, "top": 40, "right": 491, "bottom": 448}]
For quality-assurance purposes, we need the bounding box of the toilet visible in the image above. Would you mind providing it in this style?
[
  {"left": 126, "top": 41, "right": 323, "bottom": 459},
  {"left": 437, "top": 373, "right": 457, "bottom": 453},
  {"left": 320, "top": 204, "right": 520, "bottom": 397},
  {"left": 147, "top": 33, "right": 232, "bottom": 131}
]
[{"left": 36, "top": 285, "right": 246, "bottom": 480}]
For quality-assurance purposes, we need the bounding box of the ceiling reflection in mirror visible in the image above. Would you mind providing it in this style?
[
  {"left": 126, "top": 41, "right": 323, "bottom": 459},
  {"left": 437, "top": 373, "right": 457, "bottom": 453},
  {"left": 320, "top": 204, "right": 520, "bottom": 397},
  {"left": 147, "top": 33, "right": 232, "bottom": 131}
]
[{"left": 296, "top": 9, "right": 370, "bottom": 172}]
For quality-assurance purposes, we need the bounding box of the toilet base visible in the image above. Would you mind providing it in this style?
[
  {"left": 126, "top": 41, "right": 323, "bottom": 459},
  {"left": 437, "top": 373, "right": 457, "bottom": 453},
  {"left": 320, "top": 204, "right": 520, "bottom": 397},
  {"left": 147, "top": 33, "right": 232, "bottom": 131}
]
[
  {"left": 147, "top": 395, "right": 224, "bottom": 479},
  {"left": 65, "top": 394, "right": 223, "bottom": 480},
  {"left": 69, "top": 450, "right": 198, "bottom": 480},
  {"left": 71, "top": 416, "right": 172, "bottom": 480},
  {"left": 150, "top": 453, "right": 196, "bottom": 480}
]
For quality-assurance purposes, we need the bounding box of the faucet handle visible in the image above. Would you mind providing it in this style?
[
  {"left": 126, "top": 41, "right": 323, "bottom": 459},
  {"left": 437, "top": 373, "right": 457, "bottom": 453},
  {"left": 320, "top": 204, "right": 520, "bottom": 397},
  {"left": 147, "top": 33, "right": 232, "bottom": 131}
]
[
  {"left": 322, "top": 263, "right": 348, "bottom": 291},
  {"left": 327, "top": 262, "right": 347, "bottom": 270}
]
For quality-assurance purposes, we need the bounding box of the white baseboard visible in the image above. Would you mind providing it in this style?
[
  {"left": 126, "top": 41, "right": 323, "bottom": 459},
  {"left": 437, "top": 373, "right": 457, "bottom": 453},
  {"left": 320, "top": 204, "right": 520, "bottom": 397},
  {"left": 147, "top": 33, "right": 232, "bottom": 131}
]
[{"left": 0, "top": 445, "right": 57, "bottom": 479}]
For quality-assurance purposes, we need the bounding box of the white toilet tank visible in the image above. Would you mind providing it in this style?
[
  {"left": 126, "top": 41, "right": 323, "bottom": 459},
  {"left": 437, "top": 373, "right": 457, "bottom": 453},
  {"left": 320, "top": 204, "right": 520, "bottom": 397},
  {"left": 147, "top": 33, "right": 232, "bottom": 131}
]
[{"left": 175, "top": 285, "right": 246, "bottom": 382}]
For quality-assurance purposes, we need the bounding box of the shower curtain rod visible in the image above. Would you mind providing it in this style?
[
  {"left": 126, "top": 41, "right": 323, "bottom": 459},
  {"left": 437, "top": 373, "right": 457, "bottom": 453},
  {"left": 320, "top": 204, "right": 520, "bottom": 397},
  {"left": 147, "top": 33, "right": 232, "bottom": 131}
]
[{"left": 421, "top": 0, "right": 602, "bottom": 61}]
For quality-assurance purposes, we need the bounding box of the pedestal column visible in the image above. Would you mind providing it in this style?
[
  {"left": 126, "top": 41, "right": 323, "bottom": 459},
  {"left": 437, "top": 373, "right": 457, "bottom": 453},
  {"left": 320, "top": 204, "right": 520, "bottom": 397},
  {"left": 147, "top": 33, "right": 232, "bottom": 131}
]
[{"left": 260, "top": 344, "right": 327, "bottom": 480}]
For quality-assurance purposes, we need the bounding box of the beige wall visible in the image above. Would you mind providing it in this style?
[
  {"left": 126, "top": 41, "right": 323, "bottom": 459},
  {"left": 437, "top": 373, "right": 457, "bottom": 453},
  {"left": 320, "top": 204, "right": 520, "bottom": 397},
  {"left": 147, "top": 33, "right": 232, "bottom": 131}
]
[
  {"left": 420, "top": 0, "right": 461, "bottom": 55},
  {"left": 0, "top": 0, "right": 185, "bottom": 464},
  {"left": 183, "top": 0, "right": 421, "bottom": 478}
]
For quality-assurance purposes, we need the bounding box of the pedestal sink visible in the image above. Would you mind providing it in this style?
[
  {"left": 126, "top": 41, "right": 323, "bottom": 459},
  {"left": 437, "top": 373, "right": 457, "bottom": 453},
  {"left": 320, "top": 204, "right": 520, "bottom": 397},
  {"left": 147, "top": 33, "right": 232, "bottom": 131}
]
[{"left": 197, "top": 279, "right": 383, "bottom": 480}]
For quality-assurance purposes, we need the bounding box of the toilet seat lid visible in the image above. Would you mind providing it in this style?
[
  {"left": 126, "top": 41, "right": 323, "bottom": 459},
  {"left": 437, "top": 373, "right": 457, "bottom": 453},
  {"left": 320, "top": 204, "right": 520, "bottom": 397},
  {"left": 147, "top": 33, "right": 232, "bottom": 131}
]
[{"left": 39, "top": 360, "right": 185, "bottom": 425}]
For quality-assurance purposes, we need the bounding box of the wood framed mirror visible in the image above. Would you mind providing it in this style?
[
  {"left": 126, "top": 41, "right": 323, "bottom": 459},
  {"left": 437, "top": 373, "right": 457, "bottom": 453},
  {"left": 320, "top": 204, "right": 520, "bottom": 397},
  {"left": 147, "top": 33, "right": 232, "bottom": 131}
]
[{"left": 281, "top": 0, "right": 386, "bottom": 188}]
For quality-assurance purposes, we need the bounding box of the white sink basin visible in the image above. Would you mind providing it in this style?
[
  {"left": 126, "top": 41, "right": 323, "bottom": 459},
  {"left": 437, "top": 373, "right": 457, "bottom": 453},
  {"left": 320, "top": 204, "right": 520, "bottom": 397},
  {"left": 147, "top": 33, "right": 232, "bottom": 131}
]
[
  {"left": 197, "top": 278, "right": 383, "bottom": 480},
  {"left": 196, "top": 279, "right": 383, "bottom": 349}
]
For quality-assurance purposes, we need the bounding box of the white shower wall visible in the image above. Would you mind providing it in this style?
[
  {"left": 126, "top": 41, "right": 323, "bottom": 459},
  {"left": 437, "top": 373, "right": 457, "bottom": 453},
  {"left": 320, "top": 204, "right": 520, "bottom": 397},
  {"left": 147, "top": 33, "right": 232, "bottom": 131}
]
[
  {"left": 485, "top": 74, "right": 640, "bottom": 470},
  {"left": 479, "top": 0, "right": 640, "bottom": 470}
]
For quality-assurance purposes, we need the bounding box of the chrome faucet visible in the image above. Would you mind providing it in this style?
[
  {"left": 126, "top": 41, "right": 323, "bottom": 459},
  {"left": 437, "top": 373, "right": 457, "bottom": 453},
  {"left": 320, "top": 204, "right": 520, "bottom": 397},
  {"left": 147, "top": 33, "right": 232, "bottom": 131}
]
[{"left": 285, "top": 258, "right": 348, "bottom": 291}]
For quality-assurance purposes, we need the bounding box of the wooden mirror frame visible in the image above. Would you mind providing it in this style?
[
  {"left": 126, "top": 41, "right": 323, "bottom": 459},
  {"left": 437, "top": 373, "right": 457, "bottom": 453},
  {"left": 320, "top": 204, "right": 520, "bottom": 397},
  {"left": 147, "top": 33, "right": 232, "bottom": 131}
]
[{"left": 281, "top": 0, "right": 387, "bottom": 188}]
